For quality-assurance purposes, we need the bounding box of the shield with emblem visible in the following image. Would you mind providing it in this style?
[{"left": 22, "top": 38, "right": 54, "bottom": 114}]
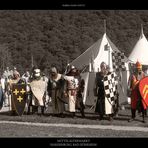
[
  {"left": 11, "top": 84, "right": 27, "bottom": 116},
  {"left": 30, "top": 80, "right": 46, "bottom": 106},
  {"left": 139, "top": 76, "right": 148, "bottom": 107}
]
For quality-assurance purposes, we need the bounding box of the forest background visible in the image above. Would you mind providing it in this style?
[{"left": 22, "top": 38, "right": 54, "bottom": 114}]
[{"left": 0, "top": 10, "right": 147, "bottom": 75}]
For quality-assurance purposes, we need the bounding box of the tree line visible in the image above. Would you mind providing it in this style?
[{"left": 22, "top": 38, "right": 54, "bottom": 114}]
[{"left": 0, "top": 10, "right": 147, "bottom": 74}]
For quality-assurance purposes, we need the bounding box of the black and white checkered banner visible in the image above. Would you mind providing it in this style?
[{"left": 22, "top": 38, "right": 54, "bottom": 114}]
[
  {"left": 112, "top": 51, "right": 126, "bottom": 72},
  {"left": 103, "top": 72, "right": 118, "bottom": 112}
]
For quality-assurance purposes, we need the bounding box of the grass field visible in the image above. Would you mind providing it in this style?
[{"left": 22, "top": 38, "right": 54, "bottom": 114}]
[
  {"left": 0, "top": 104, "right": 148, "bottom": 137},
  {"left": 0, "top": 104, "right": 148, "bottom": 127}
]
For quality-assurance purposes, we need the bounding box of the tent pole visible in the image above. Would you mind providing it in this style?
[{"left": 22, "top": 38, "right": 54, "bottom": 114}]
[{"left": 108, "top": 44, "right": 110, "bottom": 68}]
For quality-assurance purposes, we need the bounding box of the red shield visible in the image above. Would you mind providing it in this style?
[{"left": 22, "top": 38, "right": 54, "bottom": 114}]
[{"left": 139, "top": 76, "right": 148, "bottom": 107}]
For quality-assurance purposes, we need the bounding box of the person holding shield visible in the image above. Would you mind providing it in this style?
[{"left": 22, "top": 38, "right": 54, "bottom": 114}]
[
  {"left": 28, "top": 67, "right": 46, "bottom": 116},
  {"left": 95, "top": 62, "right": 116, "bottom": 121},
  {"left": 128, "top": 61, "right": 146, "bottom": 123}
]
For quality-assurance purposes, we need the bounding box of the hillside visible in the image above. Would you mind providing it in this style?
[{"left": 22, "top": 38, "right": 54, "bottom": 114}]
[{"left": 0, "top": 10, "right": 147, "bottom": 74}]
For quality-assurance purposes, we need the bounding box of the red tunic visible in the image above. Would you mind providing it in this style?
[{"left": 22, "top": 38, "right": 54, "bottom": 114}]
[{"left": 131, "top": 72, "right": 146, "bottom": 110}]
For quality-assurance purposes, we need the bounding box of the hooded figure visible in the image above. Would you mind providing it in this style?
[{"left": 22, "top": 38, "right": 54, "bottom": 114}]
[{"left": 47, "top": 67, "right": 65, "bottom": 117}]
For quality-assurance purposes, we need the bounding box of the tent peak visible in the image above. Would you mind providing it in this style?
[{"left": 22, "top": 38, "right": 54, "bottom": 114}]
[{"left": 103, "top": 32, "right": 106, "bottom": 37}]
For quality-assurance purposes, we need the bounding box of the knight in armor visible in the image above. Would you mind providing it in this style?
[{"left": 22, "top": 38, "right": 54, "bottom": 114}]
[
  {"left": 72, "top": 68, "right": 85, "bottom": 118},
  {"left": 22, "top": 71, "right": 31, "bottom": 113},
  {"left": 128, "top": 61, "right": 146, "bottom": 123},
  {"left": 95, "top": 62, "right": 115, "bottom": 121},
  {"left": 27, "top": 68, "right": 46, "bottom": 116},
  {"left": 3, "top": 67, "right": 13, "bottom": 107},
  {"left": 47, "top": 67, "right": 65, "bottom": 117},
  {"left": 41, "top": 72, "right": 50, "bottom": 111},
  {"left": 62, "top": 65, "right": 84, "bottom": 118},
  {"left": 8, "top": 71, "right": 25, "bottom": 115}
]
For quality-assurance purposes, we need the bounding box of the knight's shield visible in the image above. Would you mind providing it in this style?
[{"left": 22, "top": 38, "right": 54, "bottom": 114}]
[
  {"left": 11, "top": 84, "right": 27, "bottom": 116},
  {"left": 30, "top": 80, "right": 46, "bottom": 106},
  {"left": 139, "top": 76, "right": 148, "bottom": 107},
  {"left": 103, "top": 72, "right": 118, "bottom": 114}
]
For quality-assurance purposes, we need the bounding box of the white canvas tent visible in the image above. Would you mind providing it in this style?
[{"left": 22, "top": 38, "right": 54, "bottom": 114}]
[
  {"left": 127, "top": 27, "right": 148, "bottom": 104},
  {"left": 70, "top": 33, "right": 129, "bottom": 107},
  {"left": 80, "top": 72, "right": 97, "bottom": 106},
  {"left": 128, "top": 27, "right": 148, "bottom": 65}
]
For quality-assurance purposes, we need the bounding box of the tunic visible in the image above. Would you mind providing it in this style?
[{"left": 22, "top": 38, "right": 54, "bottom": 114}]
[
  {"left": 95, "top": 72, "right": 105, "bottom": 115},
  {"left": 130, "top": 72, "right": 146, "bottom": 110},
  {"left": 47, "top": 74, "right": 65, "bottom": 114},
  {"left": 63, "top": 75, "right": 79, "bottom": 112}
]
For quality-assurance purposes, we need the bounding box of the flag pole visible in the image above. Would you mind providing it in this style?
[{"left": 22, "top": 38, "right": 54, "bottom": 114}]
[
  {"left": 108, "top": 44, "right": 111, "bottom": 69},
  {"left": 104, "top": 19, "right": 110, "bottom": 68}
]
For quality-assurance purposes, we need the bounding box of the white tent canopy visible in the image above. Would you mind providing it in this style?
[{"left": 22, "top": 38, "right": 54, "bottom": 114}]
[
  {"left": 128, "top": 29, "right": 148, "bottom": 65},
  {"left": 70, "top": 33, "right": 129, "bottom": 106},
  {"left": 71, "top": 33, "right": 128, "bottom": 72}
]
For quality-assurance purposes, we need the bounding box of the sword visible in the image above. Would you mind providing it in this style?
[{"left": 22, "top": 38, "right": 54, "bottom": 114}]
[{"left": 64, "top": 63, "right": 70, "bottom": 75}]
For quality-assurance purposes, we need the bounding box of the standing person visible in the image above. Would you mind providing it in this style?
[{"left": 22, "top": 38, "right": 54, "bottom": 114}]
[
  {"left": 128, "top": 61, "right": 146, "bottom": 123},
  {"left": 41, "top": 72, "right": 50, "bottom": 111},
  {"left": 28, "top": 68, "right": 46, "bottom": 115},
  {"left": 3, "top": 67, "right": 13, "bottom": 107},
  {"left": 8, "top": 71, "right": 25, "bottom": 115},
  {"left": 62, "top": 66, "right": 79, "bottom": 118},
  {"left": 47, "top": 67, "right": 65, "bottom": 117},
  {"left": 76, "top": 77, "right": 85, "bottom": 118},
  {"left": 95, "top": 62, "right": 115, "bottom": 121},
  {"left": 22, "top": 71, "right": 31, "bottom": 113}
]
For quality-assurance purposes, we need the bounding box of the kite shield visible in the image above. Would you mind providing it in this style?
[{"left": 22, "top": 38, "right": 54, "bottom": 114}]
[
  {"left": 139, "top": 76, "right": 148, "bottom": 107},
  {"left": 11, "top": 84, "right": 27, "bottom": 116},
  {"left": 30, "top": 80, "right": 46, "bottom": 106}
]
